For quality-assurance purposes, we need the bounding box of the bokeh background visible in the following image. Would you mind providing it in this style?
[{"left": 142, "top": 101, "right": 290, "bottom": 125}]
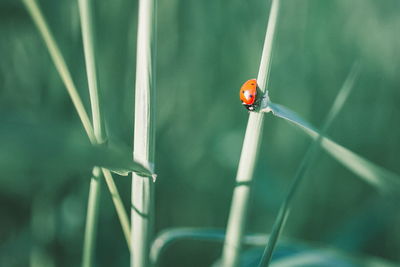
[{"left": 1, "top": 0, "right": 400, "bottom": 266}]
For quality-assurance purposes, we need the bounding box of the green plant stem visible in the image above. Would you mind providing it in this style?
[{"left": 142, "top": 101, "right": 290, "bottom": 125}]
[
  {"left": 221, "top": 1, "right": 280, "bottom": 266},
  {"left": 23, "top": 0, "right": 131, "bottom": 254},
  {"left": 78, "top": 0, "right": 105, "bottom": 143},
  {"left": 102, "top": 168, "right": 131, "bottom": 249},
  {"left": 78, "top": 0, "right": 103, "bottom": 264},
  {"left": 131, "top": 0, "right": 157, "bottom": 266},
  {"left": 82, "top": 167, "right": 102, "bottom": 267}
]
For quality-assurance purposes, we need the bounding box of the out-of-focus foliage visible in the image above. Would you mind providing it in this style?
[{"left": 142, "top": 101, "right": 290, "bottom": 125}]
[{"left": 1, "top": 0, "right": 399, "bottom": 266}]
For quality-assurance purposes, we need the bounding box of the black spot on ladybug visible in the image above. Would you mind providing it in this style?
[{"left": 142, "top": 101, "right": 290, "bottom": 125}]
[
  {"left": 251, "top": 83, "right": 255, "bottom": 85},
  {"left": 249, "top": 95, "right": 253, "bottom": 98},
  {"left": 242, "top": 90, "right": 245, "bottom": 93}
]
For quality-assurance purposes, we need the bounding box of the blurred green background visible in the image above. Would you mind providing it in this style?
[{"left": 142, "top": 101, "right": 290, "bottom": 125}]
[{"left": 1, "top": 0, "right": 400, "bottom": 266}]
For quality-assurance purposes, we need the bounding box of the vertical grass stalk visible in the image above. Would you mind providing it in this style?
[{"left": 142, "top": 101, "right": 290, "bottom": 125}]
[
  {"left": 82, "top": 167, "right": 102, "bottom": 267},
  {"left": 77, "top": 0, "right": 108, "bottom": 266},
  {"left": 23, "top": 0, "right": 131, "bottom": 255},
  {"left": 78, "top": 0, "right": 105, "bottom": 143},
  {"left": 131, "top": 0, "right": 157, "bottom": 266},
  {"left": 221, "top": 0, "right": 280, "bottom": 266}
]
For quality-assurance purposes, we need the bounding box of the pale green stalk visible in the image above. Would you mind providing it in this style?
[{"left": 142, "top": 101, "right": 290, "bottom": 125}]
[
  {"left": 78, "top": 0, "right": 105, "bottom": 143},
  {"left": 77, "top": 0, "right": 116, "bottom": 266},
  {"left": 82, "top": 167, "right": 102, "bottom": 267},
  {"left": 23, "top": 0, "right": 131, "bottom": 255},
  {"left": 258, "top": 64, "right": 360, "bottom": 267},
  {"left": 78, "top": 0, "right": 102, "bottom": 264},
  {"left": 221, "top": 0, "right": 280, "bottom": 266},
  {"left": 103, "top": 169, "right": 131, "bottom": 248},
  {"left": 131, "top": 0, "right": 157, "bottom": 266}
]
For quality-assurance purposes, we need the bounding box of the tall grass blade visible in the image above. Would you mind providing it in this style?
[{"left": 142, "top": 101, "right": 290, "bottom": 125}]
[
  {"left": 131, "top": 0, "right": 157, "bottom": 266},
  {"left": 221, "top": 0, "right": 280, "bottom": 266},
  {"left": 77, "top": 0, "right": 105, "bottom": 265},
  {"left": 268, "top": 102, "right": 400, "bottom": 195},
  {"left": 23, "top": 0, "right": 132, "bottom": 253},
  {"left": 258, "top": 64, "right": 360, "bottom": 267},
  {"left": 102, "top": 168, "right": 131, "bottom": 249},
  {"left": 77, "top": 0, "right": 126, "bottom": 264},
  {"left": 82, "top": 167, "right": 102, "bottom": 267},
  {"left": 78, "top": 0, "right": 105, "bottom": 143}
]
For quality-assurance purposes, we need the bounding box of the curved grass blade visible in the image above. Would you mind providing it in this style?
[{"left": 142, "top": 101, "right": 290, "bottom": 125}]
[
  {"left": 150, "top": 228, "right": 268, "bottom": 267},
  {"left": 221, "top": 0, "right": 280, "bottom": 266},
  {"left": 258, "top": 64, "right": 360, "bottom": 267},
  {"left": 268, "top": 103, "right": 400, "bottom": 196}
]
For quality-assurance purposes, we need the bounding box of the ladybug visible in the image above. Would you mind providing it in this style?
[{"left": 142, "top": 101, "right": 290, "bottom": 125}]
[{"left": 240, "top": 79, "right": 259, "bottom": 111}]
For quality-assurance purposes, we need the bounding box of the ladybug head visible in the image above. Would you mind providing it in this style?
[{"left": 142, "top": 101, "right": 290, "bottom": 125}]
[{"left": 243, "top": 103, "right": 256, "bottom": 111}]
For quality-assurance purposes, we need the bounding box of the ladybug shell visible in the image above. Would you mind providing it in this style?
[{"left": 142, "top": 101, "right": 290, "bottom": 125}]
[{"left": 240, "top": 79, "right": 257, "bottom": 105}]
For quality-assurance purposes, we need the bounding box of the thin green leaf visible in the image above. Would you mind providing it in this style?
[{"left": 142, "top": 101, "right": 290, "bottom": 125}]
[
  {"left": 0, "top": 121, "right": 155, "bottom": 178},
  {"left": 268, "top": 103, "right": 400, "bottom": 195},
  {"left": 101, "top": 168, "right": 131, "bottom": 251},
  {"left": 99, "top": 144, "right": 156, "bottom": 179},
  {"left": 258, "top": 64, "right": 360, "bottom": 267}
]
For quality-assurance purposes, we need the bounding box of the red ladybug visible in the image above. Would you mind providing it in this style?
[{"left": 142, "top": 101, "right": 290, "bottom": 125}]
[{"left": 240, "top": 79, "right": 259, "bottom": 111}]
